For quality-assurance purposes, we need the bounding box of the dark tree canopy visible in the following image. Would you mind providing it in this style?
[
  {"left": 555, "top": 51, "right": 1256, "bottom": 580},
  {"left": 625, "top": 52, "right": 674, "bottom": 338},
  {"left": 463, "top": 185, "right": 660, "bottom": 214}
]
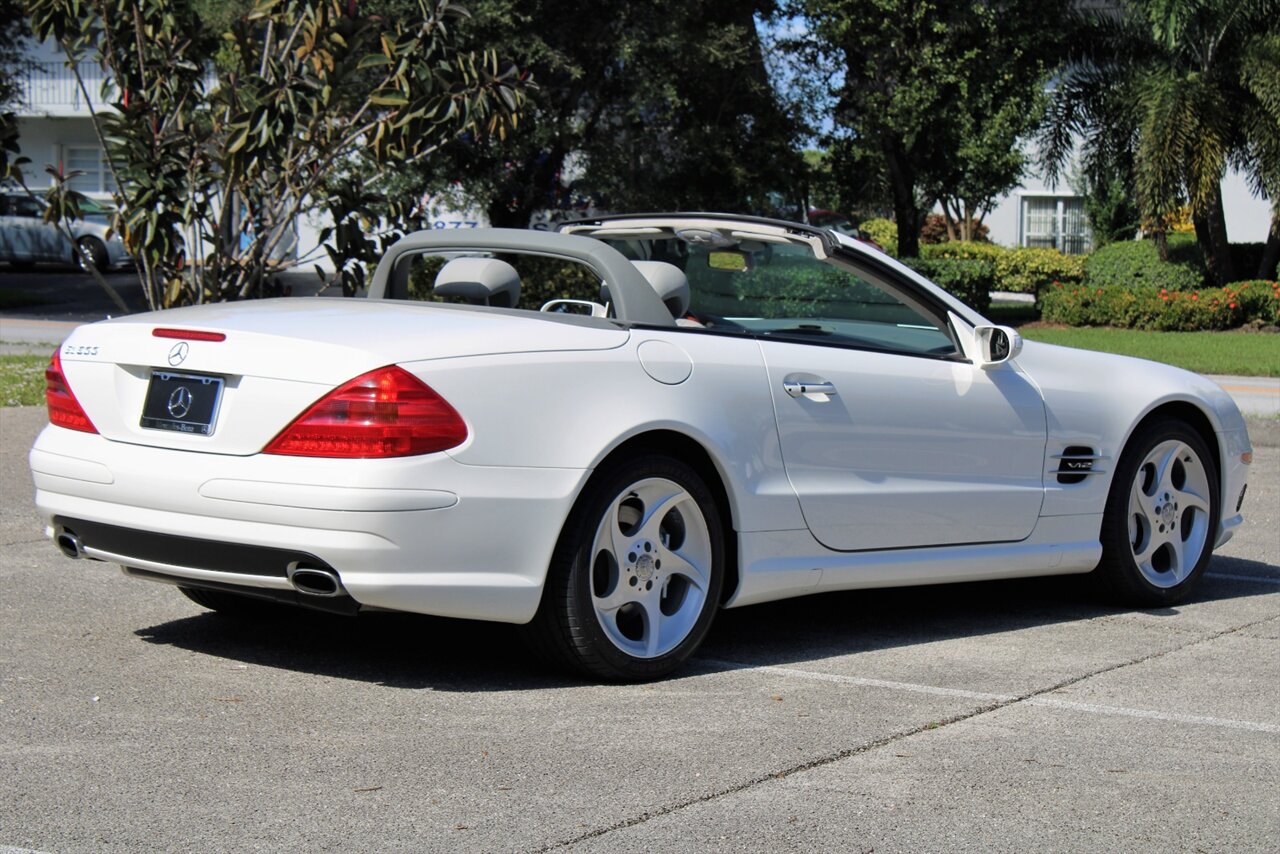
[
  {"left": 793, "top": 0, "right": 1070, "bottom": 256},
  {"left": 383, "top": 0, "right": 804, "bottom": 229}
]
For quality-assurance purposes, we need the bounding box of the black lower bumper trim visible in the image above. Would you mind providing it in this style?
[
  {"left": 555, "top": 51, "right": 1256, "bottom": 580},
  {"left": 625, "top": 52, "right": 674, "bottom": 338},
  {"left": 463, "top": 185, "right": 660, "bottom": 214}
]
[{"left": 53, "top": 516, "right": 328, "bottom": 578}]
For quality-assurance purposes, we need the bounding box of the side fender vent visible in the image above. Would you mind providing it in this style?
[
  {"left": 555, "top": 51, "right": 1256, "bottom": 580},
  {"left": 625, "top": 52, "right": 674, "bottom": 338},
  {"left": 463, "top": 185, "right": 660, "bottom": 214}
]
[{"left": 1054, "top": 445, "right": 1105, "bottom": 485}]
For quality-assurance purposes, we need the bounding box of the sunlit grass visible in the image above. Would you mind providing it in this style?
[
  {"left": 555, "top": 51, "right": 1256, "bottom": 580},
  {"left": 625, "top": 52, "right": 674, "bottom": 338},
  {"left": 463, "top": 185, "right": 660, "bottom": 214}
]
[{"left": 1019, "top": 326, "right": 1280, "bottom": 377}]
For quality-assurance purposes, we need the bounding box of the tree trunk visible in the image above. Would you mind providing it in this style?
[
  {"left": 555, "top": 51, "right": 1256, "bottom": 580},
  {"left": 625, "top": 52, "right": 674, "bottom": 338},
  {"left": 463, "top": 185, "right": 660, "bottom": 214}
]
[
  {"left": 884, "top": 141, "right": 920, "bottom": 257},
  {"left": 1154, "top": 228, "right": 1168, "bottom": 262},
  {"left": 1193, "top": 185, "right": 1235, "bottom": 286},
  {"left": 1258, "top": 209, "right": 1280, "bottom": 280}
]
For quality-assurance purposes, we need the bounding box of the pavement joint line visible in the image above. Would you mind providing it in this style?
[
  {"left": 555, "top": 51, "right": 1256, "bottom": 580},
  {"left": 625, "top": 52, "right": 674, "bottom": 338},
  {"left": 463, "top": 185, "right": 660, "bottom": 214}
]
[
  {"left": 1207, "top": 571, "right": 1280, "bottom": 585},
  {"left": 537, "top": 613, "right": 1280, "bottom": 852}
]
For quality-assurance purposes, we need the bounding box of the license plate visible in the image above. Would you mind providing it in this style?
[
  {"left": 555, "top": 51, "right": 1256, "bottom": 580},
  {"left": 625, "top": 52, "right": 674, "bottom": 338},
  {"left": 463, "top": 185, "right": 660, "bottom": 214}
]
[{"left": 140, "top": 371, "right": 224, "bottom": 435}]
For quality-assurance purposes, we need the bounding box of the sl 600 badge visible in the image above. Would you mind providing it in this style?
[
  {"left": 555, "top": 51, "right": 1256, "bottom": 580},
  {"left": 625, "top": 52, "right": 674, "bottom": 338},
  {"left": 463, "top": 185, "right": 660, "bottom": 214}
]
[{"left": 62, "top": 344, "right": 100, "bottom": 357}]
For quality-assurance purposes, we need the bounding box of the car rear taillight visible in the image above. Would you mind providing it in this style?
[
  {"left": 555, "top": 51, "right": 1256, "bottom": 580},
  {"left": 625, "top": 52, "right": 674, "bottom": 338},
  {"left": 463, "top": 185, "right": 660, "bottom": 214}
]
[
  {"left": 263, "top": 365, "right": 467, "bottom": 458},
  {"left": 45, "top": 348, "right": 98, "bottom": 434}
]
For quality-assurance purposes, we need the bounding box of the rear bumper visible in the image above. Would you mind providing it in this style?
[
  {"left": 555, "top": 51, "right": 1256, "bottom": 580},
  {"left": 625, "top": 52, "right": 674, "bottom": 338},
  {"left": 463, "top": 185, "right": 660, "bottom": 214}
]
[{"left": 31, "top": 425, "right": 590, "bottom": 623}]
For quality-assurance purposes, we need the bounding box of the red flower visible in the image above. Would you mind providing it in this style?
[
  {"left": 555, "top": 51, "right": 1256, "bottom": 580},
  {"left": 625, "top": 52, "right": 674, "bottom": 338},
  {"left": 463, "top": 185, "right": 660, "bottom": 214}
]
[
  {"left": 1229, "top": 302, "right": 1237, "bottom": 309},
  {"left": 1191, "top": 294, "right": 1198, "bottom": 301}
]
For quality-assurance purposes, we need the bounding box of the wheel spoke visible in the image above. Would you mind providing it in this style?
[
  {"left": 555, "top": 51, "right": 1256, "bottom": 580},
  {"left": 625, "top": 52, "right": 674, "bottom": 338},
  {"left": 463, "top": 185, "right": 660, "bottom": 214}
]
[
  {"left": 1151, "top": 444, "right": 1181, "bottom": 494},
  {"left": 593, "top": 578, "right": 632, "bottom": 613},
  {"left": 1174, "top": 487, "right": 1210, "bottom": 516},
  {"left": 1167, "top": 535, "right": 1187, "bottom": 582},
  {"left": 1133, "top": 530, "right": 1161, "bottom": 566},
  {"left": 660, "top": 547, "right": 710, "bottom": 592},
  {"left": 601, "top": 501, "right": 633, "bottom": 568},
  {"left": 640, "top": 596, "right": 663, "bottom": 657},
  {"left": 1130, "top": 478, "right": 1157, "bottom": 522},
  {"left": 635, "top": 489, "right": 685, "bottom": 544}
]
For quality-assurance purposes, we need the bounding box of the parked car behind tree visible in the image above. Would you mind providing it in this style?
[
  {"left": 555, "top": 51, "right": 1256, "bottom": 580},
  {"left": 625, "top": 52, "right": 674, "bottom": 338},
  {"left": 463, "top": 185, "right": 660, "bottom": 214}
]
[{"left": 0, "top": 191, "right": 129, "bottom": 271}]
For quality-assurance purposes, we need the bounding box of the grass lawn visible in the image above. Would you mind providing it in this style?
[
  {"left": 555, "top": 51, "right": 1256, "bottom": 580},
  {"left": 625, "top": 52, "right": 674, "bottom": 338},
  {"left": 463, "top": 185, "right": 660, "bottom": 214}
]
[
  {"left": 1019, "top": 326, "right": 1280, "bottom": 377},
  {"left": 0, "top": 355, "right": 47, "bottom": 407}
]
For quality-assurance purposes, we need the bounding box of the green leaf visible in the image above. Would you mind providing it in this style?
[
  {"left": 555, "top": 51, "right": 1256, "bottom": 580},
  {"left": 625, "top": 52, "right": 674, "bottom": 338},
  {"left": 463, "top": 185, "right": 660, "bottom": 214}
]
[
  {"left": 358, "top": 54, "right": 393, "bottom": 69},
  {"left": 369, "top": 89, "right": 409, "bottom": 107}
]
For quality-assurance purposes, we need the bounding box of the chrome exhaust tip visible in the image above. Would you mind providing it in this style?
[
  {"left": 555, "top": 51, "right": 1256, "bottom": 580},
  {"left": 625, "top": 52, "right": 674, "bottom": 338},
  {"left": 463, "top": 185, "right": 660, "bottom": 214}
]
[
  {"left": 56, "top": 530, "right": 83, "bottom": 560},
  {"left": 288, "top": 565, "right": 344, "bottom": 597}
]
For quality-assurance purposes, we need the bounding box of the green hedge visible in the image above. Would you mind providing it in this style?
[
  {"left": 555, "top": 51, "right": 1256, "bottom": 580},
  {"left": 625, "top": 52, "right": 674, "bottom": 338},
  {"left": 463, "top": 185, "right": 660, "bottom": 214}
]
[
  {"left": 1042, "top": 280, "right": 1280, "bottom": 331},
  {"left": 1083, "top": 235, "right": 1206, "bottom": 292},
  {"left": 921, "top": 242, "right": 1084, "bottom": 294},
  {"left": 906, "top": 257, "right": 994, "bottom": 313}
]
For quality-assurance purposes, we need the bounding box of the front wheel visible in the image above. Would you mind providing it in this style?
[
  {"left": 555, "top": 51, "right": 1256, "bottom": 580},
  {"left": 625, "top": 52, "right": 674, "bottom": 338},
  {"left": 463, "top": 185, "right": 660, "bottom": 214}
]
[
  {"left": 529, "top": 454, "right": 725, "bottom": 681},
  {"left": 1096, "top": 419, "right": 1220, "bottom": 606}
]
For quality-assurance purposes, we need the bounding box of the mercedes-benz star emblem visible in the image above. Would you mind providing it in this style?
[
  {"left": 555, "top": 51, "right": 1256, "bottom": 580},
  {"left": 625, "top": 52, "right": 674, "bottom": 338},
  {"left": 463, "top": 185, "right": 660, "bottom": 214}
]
[
  {"left": 167, "top": 386, "right": 194, "bottom": 419},
  {"left": 168, "top": 341, "right": 189, "bottom": 366}
]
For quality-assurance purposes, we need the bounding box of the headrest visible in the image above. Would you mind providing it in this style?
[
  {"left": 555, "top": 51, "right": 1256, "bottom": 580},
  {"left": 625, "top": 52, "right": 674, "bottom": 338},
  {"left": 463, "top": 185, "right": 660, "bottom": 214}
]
[
  {"left": 600, "top": 260, "right": 691, "bottom": 319},
  {"left": 434, "top": 257, "right": 521, "bottom": 308}
]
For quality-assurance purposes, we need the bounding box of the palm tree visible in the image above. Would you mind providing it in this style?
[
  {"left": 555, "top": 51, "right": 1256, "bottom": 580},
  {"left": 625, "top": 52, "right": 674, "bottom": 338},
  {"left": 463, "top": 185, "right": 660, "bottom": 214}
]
[
  {"left": 1041, "top": 0, "right": 1280, "bottom": 285},
  {"left": 1239, "top": 31, "right": 1280, "bottom": 277}
]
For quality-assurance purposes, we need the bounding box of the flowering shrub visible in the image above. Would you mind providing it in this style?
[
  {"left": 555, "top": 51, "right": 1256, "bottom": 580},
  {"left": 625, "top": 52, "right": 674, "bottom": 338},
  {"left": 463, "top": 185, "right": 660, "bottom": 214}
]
[{"left": 1042, "top": 280, "right": 1280, "bottom": 331}]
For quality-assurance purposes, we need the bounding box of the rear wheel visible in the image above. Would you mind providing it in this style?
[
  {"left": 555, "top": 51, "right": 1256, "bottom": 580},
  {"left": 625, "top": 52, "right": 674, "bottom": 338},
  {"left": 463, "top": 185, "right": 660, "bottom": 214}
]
[
  {"left": 1097, "top": 419, "right": 1219, "bottom": 606},
  {"left": 529, "top": 454, "right": 725, "bottom": 681},
  {"left": 75, "top": 236, "right": 108, "bottom": 273}
]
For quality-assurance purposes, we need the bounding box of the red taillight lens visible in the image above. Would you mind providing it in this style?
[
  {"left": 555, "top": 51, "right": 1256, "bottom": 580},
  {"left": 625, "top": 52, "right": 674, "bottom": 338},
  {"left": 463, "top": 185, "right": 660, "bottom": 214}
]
[
  {"left": 45, "top": 348, "right": 99, "bottom": 434},
  {"left": 263, "top": 366, "right": 467, "bottom": 458}
]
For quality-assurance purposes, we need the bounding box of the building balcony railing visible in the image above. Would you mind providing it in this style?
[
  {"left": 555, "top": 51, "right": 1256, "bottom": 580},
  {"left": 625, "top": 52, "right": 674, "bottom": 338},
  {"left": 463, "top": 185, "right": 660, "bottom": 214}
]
[{"left": 20, "top": 61, "right": 118, "bottom": 116}]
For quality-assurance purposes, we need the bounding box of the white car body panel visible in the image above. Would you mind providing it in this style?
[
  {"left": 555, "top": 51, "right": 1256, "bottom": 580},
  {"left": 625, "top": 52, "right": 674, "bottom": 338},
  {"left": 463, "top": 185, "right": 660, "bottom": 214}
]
[
  {"left": 760, "top": 338, "right": 1047, "bottom": 550},
  {"left": 28, "top": 218, "right": 1252, "bottom": 640}
]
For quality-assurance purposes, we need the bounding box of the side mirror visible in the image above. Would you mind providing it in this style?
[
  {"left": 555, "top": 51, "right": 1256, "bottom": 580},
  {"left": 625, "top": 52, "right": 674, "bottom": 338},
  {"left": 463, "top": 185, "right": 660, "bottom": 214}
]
[{"left": 973, "top": 325, "right": 1023, "bottom": 367}]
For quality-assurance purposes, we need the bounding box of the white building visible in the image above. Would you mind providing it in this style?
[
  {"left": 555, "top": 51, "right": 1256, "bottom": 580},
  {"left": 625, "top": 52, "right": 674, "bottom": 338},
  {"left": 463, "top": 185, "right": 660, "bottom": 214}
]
[
  {"left": 12, "top": 40, "right": 118, "bottom": 200},
  {"left": 982, "top": 160, "right": 1271, "bottom": 254}
]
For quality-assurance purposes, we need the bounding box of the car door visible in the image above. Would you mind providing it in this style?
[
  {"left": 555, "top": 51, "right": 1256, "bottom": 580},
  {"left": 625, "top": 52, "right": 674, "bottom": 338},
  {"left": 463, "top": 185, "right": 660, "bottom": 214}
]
[
  {"left": 704, "top": 241, "right": 1047, "bottom": 552},
  {"left": 2, "top": 194, "right": 61, "bottom": 261}
]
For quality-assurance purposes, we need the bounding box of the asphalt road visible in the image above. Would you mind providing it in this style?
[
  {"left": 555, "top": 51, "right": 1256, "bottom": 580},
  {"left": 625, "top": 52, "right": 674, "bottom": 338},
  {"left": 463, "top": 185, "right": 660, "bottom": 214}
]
[{"left": 0, "top": 405, "right": 1277, "bottom": 853}]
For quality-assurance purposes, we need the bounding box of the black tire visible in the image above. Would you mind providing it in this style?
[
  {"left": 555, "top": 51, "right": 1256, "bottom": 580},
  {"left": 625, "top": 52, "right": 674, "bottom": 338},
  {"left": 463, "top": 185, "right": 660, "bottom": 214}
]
[
  {"left": 8, "top": 260, "right": 35, "bottom": 271},
  {"left": 1096, "top": 418, "right": 1220, "bottom": 607},
  {"left": 179, "top": 585, "right": 285, "bottom": 618},
  {"left": 527, "top": 453, "right": 725, "bottom": 682},
  {"left": 75, "top": 236, "right": 109, "bottom": 272}
]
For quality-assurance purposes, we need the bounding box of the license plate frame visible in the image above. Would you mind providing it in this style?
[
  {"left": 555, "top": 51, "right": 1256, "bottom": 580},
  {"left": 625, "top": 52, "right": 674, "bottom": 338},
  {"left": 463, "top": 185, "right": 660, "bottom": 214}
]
[{"left": 140, "top": 371, "right": 225, "bottom": 436}]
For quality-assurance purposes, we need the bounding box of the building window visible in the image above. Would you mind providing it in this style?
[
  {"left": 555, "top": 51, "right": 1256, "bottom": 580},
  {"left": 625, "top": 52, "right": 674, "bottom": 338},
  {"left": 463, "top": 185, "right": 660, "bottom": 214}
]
[
  {"left": 1020, "top": 195, "right": 1091, "bottom": 254},
  {"left": 62, "top": 146, "right": 116, "bottom": 196}
]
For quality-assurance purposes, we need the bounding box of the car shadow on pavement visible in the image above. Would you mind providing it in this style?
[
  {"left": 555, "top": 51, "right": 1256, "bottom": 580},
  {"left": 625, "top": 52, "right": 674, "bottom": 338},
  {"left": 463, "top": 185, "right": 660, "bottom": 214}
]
[{"left": 132, "top": 554, "right": 1278, "bottom": 691}]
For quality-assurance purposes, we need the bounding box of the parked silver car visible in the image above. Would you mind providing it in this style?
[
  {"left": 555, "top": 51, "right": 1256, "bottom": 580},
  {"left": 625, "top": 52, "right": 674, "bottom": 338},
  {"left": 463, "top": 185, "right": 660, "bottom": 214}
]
[{"left": 0, "top": 192, "right": 131, "bottom": 272}]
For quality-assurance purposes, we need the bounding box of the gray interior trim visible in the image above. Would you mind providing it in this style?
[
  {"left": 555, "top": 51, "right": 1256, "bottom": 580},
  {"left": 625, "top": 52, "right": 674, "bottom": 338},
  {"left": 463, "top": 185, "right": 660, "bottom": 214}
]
[{"left": 367, "top": 228, "right": 676, "bottom": 327}]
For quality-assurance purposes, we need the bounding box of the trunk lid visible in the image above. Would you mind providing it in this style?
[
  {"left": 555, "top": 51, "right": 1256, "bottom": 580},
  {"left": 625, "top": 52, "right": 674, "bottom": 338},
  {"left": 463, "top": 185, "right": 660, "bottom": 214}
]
[{"left": 56, "top": 298, "right": 628, "bottom": 455}]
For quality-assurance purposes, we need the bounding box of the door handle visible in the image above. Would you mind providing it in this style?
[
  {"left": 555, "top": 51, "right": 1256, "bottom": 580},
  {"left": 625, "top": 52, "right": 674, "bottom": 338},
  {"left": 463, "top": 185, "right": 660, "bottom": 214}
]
[{"left": 783, "top": 379, "right": 838, "bottom": 399}]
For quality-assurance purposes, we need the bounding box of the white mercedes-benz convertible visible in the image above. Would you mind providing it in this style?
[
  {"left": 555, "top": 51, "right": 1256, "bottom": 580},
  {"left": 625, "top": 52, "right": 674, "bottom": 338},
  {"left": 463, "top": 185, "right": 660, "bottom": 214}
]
[{"left": 30, "top": 214, "right": 1253, "bottom": 680}]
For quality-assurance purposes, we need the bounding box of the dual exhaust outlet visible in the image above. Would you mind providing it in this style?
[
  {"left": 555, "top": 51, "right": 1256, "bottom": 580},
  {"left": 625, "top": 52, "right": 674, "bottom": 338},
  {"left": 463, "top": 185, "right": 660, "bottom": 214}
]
[{"left": 55, "top": 527, "right": 345, "bottom": 598}]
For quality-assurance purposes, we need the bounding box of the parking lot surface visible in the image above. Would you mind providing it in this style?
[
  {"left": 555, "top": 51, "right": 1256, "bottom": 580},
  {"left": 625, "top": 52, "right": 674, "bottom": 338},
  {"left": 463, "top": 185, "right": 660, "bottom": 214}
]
[{"left": 1, "top": 404, "right": 1277, "bottom": 853}]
